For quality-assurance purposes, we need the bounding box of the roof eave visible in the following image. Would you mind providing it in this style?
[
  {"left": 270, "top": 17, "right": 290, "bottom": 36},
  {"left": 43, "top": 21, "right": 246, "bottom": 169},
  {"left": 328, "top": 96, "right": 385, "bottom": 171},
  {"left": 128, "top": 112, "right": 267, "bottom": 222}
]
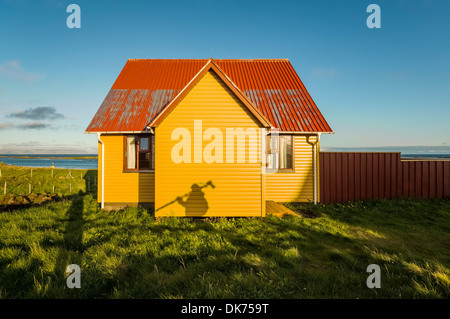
[{"left": 84, "top": 130, "right": 152, "bottom": 134}]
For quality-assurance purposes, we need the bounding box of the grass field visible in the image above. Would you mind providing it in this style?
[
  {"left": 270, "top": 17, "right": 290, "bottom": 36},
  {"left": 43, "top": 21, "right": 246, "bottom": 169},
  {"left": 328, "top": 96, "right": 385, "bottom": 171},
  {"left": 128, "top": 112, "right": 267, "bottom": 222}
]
[
  {"left": 0, "top": 163, "right": 97, "bottom": 205},
  {"left": 0, "top": 165, "right": 449, "bottom": 299}
]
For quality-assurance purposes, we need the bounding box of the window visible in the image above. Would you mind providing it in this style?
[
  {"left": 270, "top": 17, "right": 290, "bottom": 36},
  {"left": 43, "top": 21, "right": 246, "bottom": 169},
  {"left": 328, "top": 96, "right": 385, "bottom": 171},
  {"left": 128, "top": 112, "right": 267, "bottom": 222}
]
[
  {"left": 267, "top": 135, "right": 293, "bottom": 171},
  {"left": 124, "top": 134, "right": 155, "bottom": 171}
]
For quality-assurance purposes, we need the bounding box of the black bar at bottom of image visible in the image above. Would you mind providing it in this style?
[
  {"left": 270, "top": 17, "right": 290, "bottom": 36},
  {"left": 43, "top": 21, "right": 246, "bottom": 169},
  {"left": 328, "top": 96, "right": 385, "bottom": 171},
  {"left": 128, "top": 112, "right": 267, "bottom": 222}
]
[{"left": 1, "top": 298, "right": 447, "bottom": 317}]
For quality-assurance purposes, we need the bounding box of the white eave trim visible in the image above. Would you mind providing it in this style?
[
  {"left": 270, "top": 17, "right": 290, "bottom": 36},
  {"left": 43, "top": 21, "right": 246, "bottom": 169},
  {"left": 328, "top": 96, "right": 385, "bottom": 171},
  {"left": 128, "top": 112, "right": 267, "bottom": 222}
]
[
  {"left": 84, "top": 130, "right": 153, "bottom": 134},
  {"left": 267, "top": 130, "right": 334, "bottom": 135}
]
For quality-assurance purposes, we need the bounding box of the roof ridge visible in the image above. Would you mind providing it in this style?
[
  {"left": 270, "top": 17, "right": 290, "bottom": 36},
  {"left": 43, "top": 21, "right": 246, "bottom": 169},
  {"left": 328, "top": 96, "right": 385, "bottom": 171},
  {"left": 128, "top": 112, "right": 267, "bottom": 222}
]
[
  {"left": 127, "top": 58, "right": 208, "bottom": 61},
  {"left": 126, "top": 58, "right": 290, "bottom": 62}
]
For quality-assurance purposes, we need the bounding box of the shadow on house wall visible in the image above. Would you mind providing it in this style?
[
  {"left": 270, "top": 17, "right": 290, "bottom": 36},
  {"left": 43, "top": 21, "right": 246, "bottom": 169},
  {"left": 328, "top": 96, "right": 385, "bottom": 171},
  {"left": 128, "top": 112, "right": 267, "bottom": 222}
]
[{"left": 156, "top": 181, "right": 215, "bottom": 216}]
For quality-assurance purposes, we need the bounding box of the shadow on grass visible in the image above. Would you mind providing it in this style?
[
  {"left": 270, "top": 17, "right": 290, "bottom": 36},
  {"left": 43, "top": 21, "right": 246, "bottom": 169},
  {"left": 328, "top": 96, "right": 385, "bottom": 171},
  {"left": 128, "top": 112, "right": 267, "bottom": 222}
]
[
  {"left": 0, "top": 192, "right": 86, "bottom": 298},
  {"left": 0, "top": 194, "right": 64, "bottom": 212},
  {"left": 83, "top": 214, "right": 379, "bottom": 298},
  {"left": 53, "top": 191, "right": 84, "bottom": 290},
  {"left": 1, "top": 196, "right": 449, "bottom": 298},
  {"left": 106, "top": 203, "right": 450, "bottom": 299}
]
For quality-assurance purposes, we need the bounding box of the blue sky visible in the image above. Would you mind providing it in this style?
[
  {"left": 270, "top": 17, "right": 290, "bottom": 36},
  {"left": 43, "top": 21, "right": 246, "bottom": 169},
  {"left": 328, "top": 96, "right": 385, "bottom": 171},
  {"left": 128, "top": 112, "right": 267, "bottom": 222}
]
[{"left": 0, "top": 0, "right": 449, "bottom": 153}]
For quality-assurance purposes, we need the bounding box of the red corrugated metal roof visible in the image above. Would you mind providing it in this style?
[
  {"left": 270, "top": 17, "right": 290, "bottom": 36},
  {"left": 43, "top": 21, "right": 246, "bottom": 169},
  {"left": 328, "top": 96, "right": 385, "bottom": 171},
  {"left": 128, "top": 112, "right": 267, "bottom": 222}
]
[{"left": 85, "top": 59, "right": 332, "bottom": 133}]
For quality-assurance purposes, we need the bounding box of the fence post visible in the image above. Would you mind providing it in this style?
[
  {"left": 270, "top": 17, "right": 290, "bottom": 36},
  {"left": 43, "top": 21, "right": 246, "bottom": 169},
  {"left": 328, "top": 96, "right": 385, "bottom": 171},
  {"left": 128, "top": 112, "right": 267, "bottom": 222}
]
[
  {"left": 3, "top": 181, "right": 6, "bottom": 195},
  {"left": 70, "top": 183, "right": 72, "bottom": 194},
  {"left": 29, "top": 184, "right": 31, "bottom": 194},
  {"left": 53, "top": 185, "right": 55, "bottom": 193},
  {"left": 0, "top": 168, "right": 2, "bottom": 177}
]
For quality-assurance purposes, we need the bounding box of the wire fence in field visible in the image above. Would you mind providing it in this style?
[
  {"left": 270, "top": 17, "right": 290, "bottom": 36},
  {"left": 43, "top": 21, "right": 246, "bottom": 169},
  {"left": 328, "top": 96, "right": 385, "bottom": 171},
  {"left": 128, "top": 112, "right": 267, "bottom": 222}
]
[{"left": 0, "top": 166, "right": 98, "bottom": 197}]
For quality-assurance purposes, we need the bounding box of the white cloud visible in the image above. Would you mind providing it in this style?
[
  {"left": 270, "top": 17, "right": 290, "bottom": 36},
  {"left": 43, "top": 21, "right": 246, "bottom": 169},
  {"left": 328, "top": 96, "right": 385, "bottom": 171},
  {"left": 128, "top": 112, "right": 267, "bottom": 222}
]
[
  {"left": 0, "top": 122, "right": 14, "bottom": 130},
  {"left": 0, "top": 141, "right": 97, "bottom": 154},
  {"left": 7, "top": 106, "right": 64, "bottom": 120},
  {"left": 312, "top": 68, "right": 337, "bottom": 79},
  {"left": 0, "top": 121, "right": 54, "bottom": 130},
  {"left": 16, "top": 122, "right": 51, "bottom": 130},
  {"left": 0, "top": 60, "right": 41, "bottom": 83}
]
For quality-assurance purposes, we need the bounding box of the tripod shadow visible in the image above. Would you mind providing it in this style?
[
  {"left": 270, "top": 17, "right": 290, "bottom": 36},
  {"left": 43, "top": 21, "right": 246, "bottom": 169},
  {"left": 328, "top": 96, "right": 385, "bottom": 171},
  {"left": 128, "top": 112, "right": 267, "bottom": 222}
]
[
  {"left": 54, "top": 191, "right": 84, "bottom": 285},
  {"left": 64, "top": 192, "right": 84, "bottom": 251}
]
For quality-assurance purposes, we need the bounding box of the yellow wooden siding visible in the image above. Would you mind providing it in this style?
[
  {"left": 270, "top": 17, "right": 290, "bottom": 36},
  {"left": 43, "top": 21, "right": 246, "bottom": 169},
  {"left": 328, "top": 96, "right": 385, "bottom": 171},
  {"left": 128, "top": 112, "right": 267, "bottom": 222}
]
[
  {"left": 98, "top": 134, "right": 154, "bottom": 205},
  {"left": 155, "top": 70, "right": 264, "bottom": 217},
  {"left": 266, "top": 135, "right": 317, "bottom": 202}
]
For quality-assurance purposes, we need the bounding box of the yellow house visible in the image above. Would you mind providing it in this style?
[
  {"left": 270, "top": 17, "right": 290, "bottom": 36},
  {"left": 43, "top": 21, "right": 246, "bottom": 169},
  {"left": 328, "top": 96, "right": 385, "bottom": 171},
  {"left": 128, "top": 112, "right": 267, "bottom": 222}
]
[{"left": 85, "top": 59, "right": 333, "bottom": 217}]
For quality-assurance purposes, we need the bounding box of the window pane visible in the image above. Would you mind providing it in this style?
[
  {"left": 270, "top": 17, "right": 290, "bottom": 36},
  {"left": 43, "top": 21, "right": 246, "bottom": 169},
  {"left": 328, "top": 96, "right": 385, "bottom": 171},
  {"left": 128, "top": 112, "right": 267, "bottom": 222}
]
[
  {"left": 139, "top": 151, "right": 151, "bottom": 169},
  {"left": 268, "top": 153, "right": 279, "bottom": 169},
  {"left": 126, "top": 136, "right": 136, "bottom": 169},
  {"left": 140, "top": 137, "right": 149, "bottom": 150},
  {"left": 280, "top": 136, "right": 293, "bottom": 169},
  {"left": 267, "top": 135, "right": 279, "bottom": 170},
  {"left": 151, "top": 135, "right": 155, "bottom": 169},
  {"left": 270, "top": 135, "right": 278, "bottom": 151}
]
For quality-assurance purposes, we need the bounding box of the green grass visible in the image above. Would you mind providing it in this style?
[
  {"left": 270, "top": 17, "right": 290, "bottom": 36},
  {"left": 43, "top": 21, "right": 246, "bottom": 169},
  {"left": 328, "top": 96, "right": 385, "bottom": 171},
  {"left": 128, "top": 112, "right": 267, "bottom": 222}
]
[
  {"left": 0, "top": 163, "right": 97, "bottom": 200},
  {"left": 1, "top": 191, "right": 449, "bottom": 299}
]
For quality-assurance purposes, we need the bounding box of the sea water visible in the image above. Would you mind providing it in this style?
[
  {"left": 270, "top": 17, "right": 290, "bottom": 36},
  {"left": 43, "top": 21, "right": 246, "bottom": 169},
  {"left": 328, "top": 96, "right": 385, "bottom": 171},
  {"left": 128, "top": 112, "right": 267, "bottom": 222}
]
[{"left": 0, "top": 154, "right": 98, "bottom": 169}]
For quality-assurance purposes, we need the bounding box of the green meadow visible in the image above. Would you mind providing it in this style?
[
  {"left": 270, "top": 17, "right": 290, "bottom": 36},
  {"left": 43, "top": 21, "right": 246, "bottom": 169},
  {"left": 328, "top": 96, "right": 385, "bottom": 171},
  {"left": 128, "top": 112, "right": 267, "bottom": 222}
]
[
  {"left": 0, "top": 163, "right": 97, "bottom": 201},
  {"left": 0, "top": 165, "right": 449, "bottom": 298}
]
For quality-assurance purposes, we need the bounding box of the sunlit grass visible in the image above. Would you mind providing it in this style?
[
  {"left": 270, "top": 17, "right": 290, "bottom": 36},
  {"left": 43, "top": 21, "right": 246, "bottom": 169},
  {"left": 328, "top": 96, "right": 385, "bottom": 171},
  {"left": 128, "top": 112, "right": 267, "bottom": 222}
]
[
  {"left": 0, "top": 163, "right": 97, "bottom": 200},
  {"left": 0, "top": 193, "right": 449, "bottom": 298}
]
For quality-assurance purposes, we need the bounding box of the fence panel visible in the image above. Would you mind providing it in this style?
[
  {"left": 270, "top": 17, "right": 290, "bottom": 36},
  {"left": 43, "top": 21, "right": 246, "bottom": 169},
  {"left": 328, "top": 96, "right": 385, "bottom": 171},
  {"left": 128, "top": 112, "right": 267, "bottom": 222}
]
[{"left": 320, "top": 152, "right": 450, "bottom": 203}]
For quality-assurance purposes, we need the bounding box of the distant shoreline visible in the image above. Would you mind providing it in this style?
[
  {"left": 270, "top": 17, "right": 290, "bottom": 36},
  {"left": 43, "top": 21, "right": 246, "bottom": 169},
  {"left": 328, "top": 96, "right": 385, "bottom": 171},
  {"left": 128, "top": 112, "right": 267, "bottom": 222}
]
[{"left": 0, "top": 155, "right": 97, "bottom": 160}]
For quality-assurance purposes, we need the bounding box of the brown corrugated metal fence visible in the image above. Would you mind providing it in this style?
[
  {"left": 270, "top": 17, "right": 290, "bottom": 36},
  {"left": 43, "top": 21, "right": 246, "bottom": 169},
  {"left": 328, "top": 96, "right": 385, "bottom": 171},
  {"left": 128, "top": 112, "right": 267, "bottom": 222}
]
[{"left": 320, "top": 152, "right": 450, "bottom": 203}]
